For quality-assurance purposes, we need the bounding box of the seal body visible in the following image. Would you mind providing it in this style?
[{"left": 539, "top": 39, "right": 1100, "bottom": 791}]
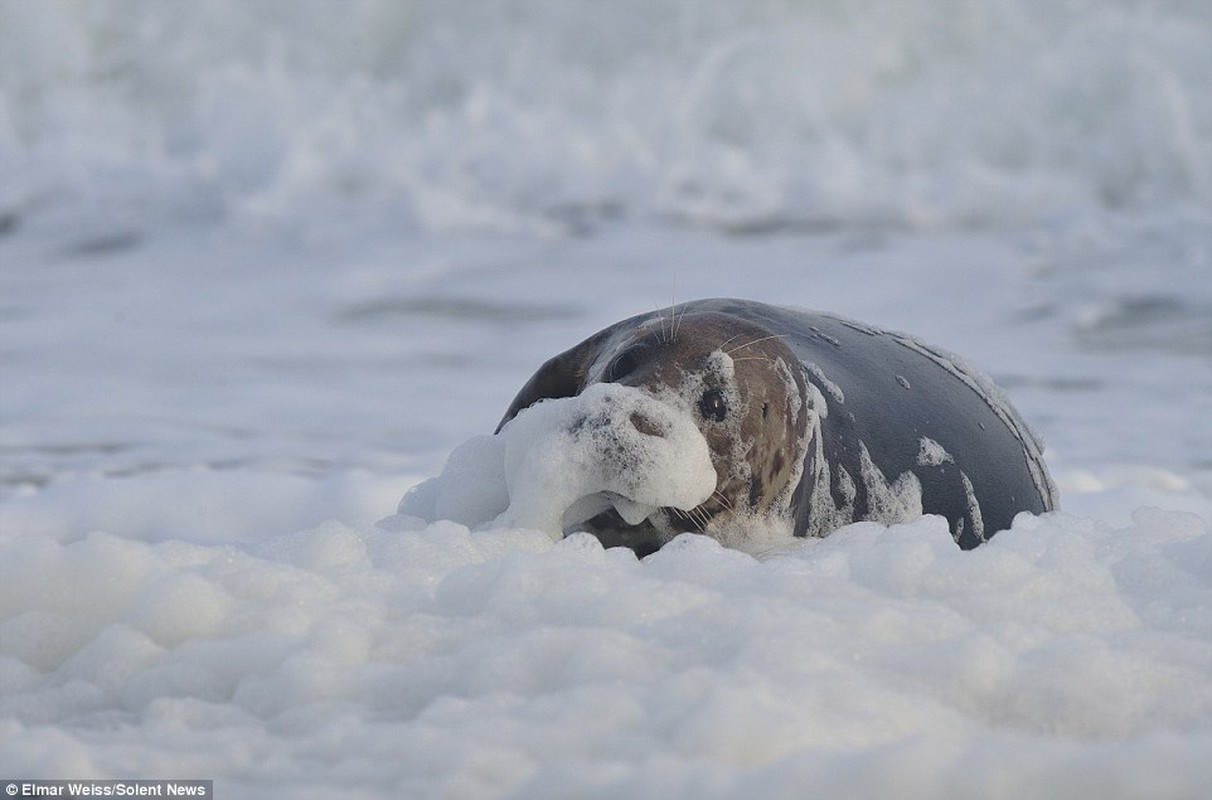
[{"left": 497, "top": 299, "right": 1056, "bottom": 554}]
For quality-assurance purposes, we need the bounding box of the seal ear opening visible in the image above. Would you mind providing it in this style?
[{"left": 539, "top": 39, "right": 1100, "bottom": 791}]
[{"left": 494, "top": 330, "right": 613, "bottom": 433}]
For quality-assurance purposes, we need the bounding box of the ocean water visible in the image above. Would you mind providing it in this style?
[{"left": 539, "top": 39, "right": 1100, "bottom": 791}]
[{"left": 2, "top": 1, "right": 1211, "bottom": 797}]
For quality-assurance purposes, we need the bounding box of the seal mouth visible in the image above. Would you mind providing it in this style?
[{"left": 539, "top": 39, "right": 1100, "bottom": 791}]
[
  {"left": 562, "top": 490, "right": 697, "bottom": 557},
  {"left": 562, "top": 489, "right": 727, "bottom": 558},
  {"left": 563, "top": 491, "right": 662, "bottom": 532}
]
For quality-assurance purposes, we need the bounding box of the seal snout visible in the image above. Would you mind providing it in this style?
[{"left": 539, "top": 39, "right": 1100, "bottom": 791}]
[{"left": 628, "top": 410, "right": 668, "bottom": 439}]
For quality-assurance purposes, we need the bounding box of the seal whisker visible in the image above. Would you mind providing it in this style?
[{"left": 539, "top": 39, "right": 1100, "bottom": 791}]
[
  {"left": 671, "top": 504, "right": 706, "bottom": 531},
  {"left": 667, "top": 282, "right": 678, "bottom": 344},
  {"left": 717, "top": 332, "right": 747, "bottom": 352},
  {"left": 677, "top": 505, "right": 713, "bottom": 532},
  {"left": 725, "top": 334, "right": 787, "bottom": 355},
  {"left": 711, "top": 489, "right": 735, "bottom": 513},
  {"left": 649, "top": 297, "right": 673, "bottom": 345},
  {"left": 672, "top": 301, "right": 689, "bottom": 344}
]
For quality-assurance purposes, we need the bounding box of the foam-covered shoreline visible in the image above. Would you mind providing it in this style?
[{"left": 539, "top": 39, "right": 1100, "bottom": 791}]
[{"left": 2, "top": 1, "right": 1210, "bottom": 794}]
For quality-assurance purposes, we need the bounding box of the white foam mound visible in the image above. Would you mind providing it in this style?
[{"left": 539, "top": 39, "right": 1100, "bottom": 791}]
[
  {"left": 3, "top": 508, "right": 1211, "bottom": 797},
  {"left": 395, "top": 383, "right": 717, "bottom": 537}
]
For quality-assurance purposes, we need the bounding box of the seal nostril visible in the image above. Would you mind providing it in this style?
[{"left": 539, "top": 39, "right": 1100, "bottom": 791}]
[{"left": 629, "top": 412, "right": 665, "bottom": 438}]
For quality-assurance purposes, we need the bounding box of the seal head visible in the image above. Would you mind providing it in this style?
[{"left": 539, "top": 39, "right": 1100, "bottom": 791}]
[{"left": 498, "top": 309, "right": 812, "bottom": 554}]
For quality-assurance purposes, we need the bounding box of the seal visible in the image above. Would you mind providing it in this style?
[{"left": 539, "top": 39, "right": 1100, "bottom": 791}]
[{"left": 497, "top": 298, "right": 1057, "bottom": 555}]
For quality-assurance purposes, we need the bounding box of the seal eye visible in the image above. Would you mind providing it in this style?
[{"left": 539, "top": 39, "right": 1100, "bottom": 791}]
[
  {"left": 699, "top": 387, "right": 728, "bottom": 422},
  {"left": 606, "top": 345, "right": 645, "bottom": 382}
]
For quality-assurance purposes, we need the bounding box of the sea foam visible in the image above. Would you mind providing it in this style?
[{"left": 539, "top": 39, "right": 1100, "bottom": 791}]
[{"left": 2, "top": 0, "right": 1209, "bottom": 240}]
